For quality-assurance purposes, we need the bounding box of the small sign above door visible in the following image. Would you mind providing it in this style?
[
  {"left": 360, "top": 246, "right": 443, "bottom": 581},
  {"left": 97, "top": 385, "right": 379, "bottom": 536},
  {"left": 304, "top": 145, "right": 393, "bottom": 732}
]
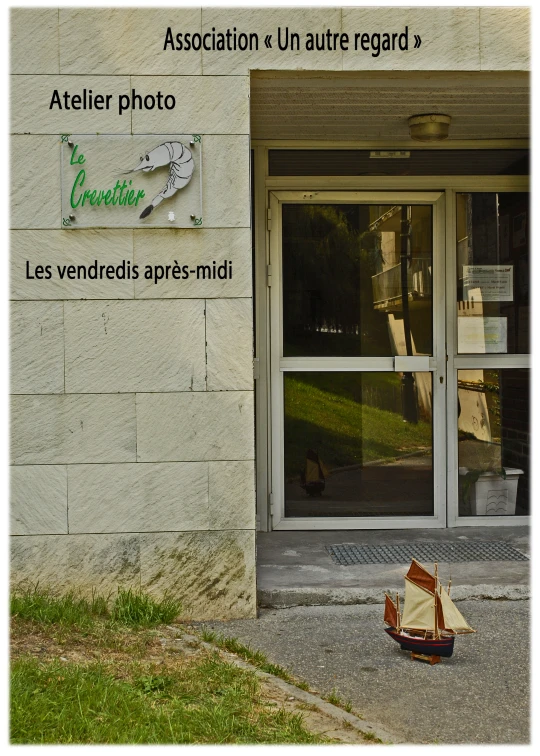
[
  {"left": 463, "top": 265, "right": 513, "bottom": 302},
  {"left": 61, "top": 134, "right": 203, "bottom": 229}
]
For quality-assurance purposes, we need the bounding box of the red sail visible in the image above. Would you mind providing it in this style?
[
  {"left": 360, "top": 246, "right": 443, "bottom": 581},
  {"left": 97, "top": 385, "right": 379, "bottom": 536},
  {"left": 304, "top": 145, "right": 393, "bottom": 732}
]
[
  {"left": 384, "top": 594, "right": 398, "bottom": 626},
  {"left": 406, "top": 559, "right": 436, "bottom": 594},
  {"left": 435, "top": 591, "right": 446, "bottom": 632}
]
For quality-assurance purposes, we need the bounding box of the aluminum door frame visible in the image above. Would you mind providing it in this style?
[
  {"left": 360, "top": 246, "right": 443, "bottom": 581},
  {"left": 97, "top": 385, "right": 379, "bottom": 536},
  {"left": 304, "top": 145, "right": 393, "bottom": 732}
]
[
  {"left": 444, "top": 187, "right": 531, "bottom": 526},
  {"left": 268, "top": 190, "right": 447, "bottom": 530}
]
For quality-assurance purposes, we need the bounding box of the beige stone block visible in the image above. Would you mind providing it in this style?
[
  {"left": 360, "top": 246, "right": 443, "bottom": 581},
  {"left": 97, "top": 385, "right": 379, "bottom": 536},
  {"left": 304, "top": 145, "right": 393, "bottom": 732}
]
[
  {"left": 68, "top": 462, "right": 209, "bottom": 534},
  {"left": 64, "top": 300, "right": 206, "bottom": 393},
  {"left": 11, "top": 8, "right": 59, "bottom": 74},
  {"left": 11, "top": 533, "right": 141, "bottom": 596},
  {"left": 209, "top": 461, "right": 255, "bottom": 530},
  {"left": 59, "top": 8, "right": 202, "bottom": 75},
  {"left": 11, "top": 230, "right": 135, "bottom": 300},
  {"left": 140, "top": 530, "right": 256, "bottom": 619},
  {"left": 480, "top": 8, "right": 530, "bottom": 71},
  {"left": 10, "top": 466, "right": 67, "bottom": 535},
  {"left": 11, "top": 394, "right": 136, "bottom": 464},
  {"left": 131, "top": 76, "right": 249, "bottom": 135},
  {"left": 134, "top": 228, "right": 252, "bottom": 298},
  {"left": 11, "top": 75, "right": 131, "bottom": 134},
  {"left": 206, "top": 299, "right": 253, "bottom": 391},
  {"left": 201, "top": 8, "right": 343, "bottom": 75},
  {"left": 11, "top": 301, "right": 64, "bottom": 394},
  {"left": 11, "top": 136, "right": 60, "bottom": 229},
  {"left": 203, "top": 136, "right": 250, "bottom": 228},
  {"left": 342, "top": 7, "right": 480, "bottom": 70},
  {"left": 137, "top": 391, "right": 254, "bottom": 462}
]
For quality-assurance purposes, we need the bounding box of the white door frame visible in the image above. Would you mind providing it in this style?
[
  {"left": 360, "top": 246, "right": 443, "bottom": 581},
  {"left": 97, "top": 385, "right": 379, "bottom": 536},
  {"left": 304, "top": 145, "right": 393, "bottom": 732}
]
[
  {"left": 445, "top": 187, "right": 530, "bottom": 526},
  {"left": 268, "top": 190, "right": 447, "bottom": 530},
  {"left": 253, "top": 166, "right": 529, "bottom": 531}
]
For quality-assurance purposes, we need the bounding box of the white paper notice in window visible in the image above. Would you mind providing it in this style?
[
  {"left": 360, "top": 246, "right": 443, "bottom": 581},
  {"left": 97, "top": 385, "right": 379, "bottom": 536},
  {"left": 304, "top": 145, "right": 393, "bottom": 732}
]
[
  {"left": 458, "top": 317, "right": 508, "bottom": 353},
  {"left": 463, "top": 265, "right": 513, "bottom": 302}
]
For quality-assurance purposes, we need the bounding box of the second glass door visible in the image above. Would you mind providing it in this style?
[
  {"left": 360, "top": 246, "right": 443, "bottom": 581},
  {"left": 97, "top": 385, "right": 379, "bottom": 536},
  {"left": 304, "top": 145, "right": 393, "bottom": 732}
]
[{"left": 269, "top": 191, "right": 446, "bottom": 528}]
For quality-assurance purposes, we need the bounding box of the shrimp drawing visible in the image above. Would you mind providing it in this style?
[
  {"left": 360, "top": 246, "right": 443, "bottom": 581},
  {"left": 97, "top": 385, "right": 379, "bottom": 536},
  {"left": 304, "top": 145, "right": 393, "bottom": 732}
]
[{"left": 128, "top": 141, "right": 194, "bottom": 219}]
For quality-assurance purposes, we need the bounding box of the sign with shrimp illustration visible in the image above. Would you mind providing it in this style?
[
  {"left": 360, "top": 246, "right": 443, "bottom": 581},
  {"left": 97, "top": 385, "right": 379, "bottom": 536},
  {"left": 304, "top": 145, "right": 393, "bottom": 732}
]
[
  {"left": 61, "top": 134, "right": 203, "bottom": 229},
  {"left": 128, "top": 141, "right": 194, "bottom": 219}
]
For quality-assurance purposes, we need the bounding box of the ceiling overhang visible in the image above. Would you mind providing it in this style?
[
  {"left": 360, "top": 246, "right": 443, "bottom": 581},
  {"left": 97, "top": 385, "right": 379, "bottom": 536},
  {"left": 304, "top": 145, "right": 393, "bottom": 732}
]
[{"left": 250, "top": 71, "right": 529, "bottom": 142}]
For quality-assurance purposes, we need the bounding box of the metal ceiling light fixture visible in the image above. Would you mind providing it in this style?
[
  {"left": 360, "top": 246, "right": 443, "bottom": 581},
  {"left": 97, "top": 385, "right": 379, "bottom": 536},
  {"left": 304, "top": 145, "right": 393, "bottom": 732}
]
[{"left": 408, "top": 114, "right": 452, "bottom": 141}]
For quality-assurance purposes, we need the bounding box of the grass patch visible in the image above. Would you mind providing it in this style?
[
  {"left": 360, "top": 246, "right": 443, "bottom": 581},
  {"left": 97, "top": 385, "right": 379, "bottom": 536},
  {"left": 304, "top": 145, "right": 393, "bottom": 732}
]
[
  {"left": 111, "top": 589, "right": 181, "bottom": 628},
  {"left": 11, "top": 588, "right": 325, "bottom": 744},
  {"left": 326, "top": 687, "right": 354, "bottom": 713},
  {"left": 11, "top": 585, "right": 182, "bottom": 630},
  {"left": 362, "top": 730, "right": 382, "bottom": 742},
  {"left": 200, "top": 629, "right": 310, "bottom": 690},
  {"left": 11, "top": 655, "right": 322, "bottom": 745},
  {"left": 11, "top": 586, "right": 109, "bottom": 628}
]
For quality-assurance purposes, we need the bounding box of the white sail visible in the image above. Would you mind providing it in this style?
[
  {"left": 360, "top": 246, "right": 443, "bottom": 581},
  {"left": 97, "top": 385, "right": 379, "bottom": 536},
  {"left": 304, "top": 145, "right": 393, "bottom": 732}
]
[
  {"left": 400, "top": 577, "right": 436, "bottom": 631},
  {"left": 438, "top": 586, "right": 475, "bottom": 634}
]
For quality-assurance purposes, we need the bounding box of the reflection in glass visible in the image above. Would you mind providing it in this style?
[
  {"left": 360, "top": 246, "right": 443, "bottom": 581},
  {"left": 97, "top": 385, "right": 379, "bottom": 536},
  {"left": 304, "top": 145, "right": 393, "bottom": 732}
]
[
  {"left": 283, "top": 372, "right": 433, "bottom": 517},
  {"left": 282, "top": 204, "right": 433, "bottom": 357},
  {"left": 456, "top": 193, "right": 529, "bottom": 354},
  {"left": 458, "top": 369, "right": 529, "bottom": 516}
]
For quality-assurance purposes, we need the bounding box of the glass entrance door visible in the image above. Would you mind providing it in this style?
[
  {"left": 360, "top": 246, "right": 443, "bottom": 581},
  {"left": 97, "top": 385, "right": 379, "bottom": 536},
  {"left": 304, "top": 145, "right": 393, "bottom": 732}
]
[
  {"left": 269, "top": 191, "right": 446, "bottom": 528},
  {"left": 449, "top": 190, "right": 530, "bottom": 524}
]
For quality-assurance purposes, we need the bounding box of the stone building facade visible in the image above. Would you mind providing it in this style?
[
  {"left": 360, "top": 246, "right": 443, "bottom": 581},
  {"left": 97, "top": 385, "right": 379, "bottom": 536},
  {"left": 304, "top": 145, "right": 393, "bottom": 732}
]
[{"left": 10, "top": 7, "right": 529, "bottom": 619}]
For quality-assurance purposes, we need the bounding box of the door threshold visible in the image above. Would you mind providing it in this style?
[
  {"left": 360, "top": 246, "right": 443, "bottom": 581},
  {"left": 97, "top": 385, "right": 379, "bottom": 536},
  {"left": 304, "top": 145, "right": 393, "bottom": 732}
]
[{"left": 272, "top": 517, "right": 447, "bottom": 530}]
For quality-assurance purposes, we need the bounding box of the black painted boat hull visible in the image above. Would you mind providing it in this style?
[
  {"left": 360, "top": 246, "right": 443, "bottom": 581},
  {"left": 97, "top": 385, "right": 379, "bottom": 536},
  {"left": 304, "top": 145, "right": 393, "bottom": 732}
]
[{"left": 385, "top": 627, "right": 455, "bottom": 657}]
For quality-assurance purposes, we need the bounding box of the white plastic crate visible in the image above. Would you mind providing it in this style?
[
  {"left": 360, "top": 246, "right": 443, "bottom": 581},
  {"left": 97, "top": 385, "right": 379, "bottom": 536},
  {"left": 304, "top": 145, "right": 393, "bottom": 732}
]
[{"left": 459, "top": 467, "right": 524, "bottom": 516}]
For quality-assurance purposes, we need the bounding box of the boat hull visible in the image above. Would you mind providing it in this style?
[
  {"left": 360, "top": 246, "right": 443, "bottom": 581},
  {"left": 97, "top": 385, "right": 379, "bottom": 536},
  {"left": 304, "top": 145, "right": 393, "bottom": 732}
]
[{"left": 385, "top": 627, "right": 455, "bottom": 657}]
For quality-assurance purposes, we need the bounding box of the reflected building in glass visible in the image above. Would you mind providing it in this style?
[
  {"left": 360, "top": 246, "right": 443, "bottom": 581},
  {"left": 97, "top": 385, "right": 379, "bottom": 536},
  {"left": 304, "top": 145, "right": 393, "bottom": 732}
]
[{"left": 282, "top": 203, "right": 434, "bottom": 518}]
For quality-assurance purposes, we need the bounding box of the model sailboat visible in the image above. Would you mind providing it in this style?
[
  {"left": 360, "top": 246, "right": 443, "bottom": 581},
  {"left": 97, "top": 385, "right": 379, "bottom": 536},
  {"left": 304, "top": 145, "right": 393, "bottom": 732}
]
[{"left": 384, "top": 559, "right": 475, "bottom": 664}]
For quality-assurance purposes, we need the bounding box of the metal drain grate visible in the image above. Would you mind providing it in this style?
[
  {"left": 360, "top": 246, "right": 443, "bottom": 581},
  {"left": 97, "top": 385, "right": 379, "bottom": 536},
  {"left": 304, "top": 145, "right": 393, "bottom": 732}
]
[{"left": 326, "top": 541, "right": 529, "bottom": 566}]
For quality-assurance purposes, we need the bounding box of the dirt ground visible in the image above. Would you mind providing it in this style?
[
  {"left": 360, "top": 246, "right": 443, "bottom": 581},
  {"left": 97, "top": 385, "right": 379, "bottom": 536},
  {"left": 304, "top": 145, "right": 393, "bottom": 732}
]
[{"left": 11, "top": 619, "right": 376, "bottom": 745}]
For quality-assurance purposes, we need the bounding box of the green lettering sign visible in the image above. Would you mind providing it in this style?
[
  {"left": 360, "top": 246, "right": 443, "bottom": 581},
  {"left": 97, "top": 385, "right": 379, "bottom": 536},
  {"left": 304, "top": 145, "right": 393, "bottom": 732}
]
[
  {"left": 68, "top": 146, "right": 145, "bottom": 211},
  {"left": 70, "top": 169, "right": 85, "bottom": 208},
  {"left": 69, "top": 144, "right": 85, "bottom": 165}
]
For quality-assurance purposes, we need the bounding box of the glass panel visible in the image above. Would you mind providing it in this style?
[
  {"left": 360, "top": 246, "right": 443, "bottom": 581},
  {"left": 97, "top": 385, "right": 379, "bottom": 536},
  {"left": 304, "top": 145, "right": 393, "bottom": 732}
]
[
  {"left": 458, "top": 369, "right": 529, "bottom": 516},
  {"left": 283, "top": 371, "right": 433, "bottom": 517},
  {"left": 456, "top": 193, "right": 529, "bottom": 354},
  {"left": 282, "top": 204, "right": 433, "bottom": 357}
]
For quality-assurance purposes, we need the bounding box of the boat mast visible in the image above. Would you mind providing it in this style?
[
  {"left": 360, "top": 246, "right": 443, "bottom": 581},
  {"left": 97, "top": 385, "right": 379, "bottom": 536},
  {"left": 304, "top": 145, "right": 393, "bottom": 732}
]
[
  {"left": 396, "top": 592, "right": 401, "bottom": 631},
  {"left": 434, "top": 562, "right": 439, "bottom": 639}
]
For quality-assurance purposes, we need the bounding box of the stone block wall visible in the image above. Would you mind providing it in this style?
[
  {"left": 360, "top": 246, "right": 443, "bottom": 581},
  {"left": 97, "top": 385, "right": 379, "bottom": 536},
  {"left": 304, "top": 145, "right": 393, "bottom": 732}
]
[
  {"left": 10, "top": 7, "right": 529, "bottom": 619},
  {"left": 10, "top": 7, "right": 255, "bottom": 620}
]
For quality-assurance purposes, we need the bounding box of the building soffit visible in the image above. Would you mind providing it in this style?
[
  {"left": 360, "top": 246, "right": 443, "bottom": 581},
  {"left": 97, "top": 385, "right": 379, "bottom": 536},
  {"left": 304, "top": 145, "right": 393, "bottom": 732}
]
[{"left": 250, "top": 71, "right": 530, "bottom": 143}]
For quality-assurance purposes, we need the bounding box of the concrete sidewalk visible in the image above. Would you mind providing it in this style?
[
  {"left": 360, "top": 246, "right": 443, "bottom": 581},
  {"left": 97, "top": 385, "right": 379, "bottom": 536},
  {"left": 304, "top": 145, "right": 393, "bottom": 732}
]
[
  {"left": 198, "top": 600, "right": 530, "bottom": 744},
  {"left": 257, "top": 526, "right": 529, "bottom": 607},
  {"left": 197, "top": 526, "right": 530, "bottom": 744}
]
